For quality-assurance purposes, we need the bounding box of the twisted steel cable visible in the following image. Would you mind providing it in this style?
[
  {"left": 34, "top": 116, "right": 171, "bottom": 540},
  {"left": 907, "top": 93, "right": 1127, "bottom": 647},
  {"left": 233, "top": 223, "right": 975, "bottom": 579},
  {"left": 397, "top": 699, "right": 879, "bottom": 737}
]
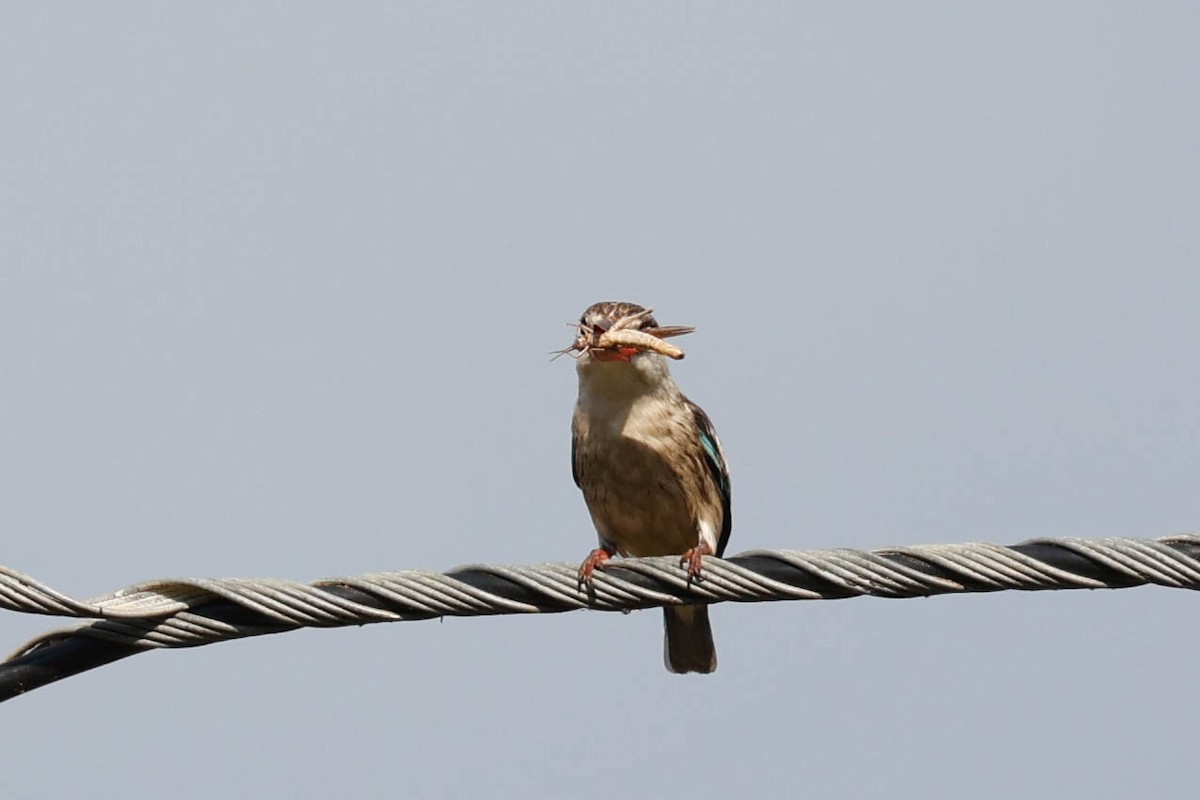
[{"left": 2, "top": 533, "right": 1199, "bottom": 702}]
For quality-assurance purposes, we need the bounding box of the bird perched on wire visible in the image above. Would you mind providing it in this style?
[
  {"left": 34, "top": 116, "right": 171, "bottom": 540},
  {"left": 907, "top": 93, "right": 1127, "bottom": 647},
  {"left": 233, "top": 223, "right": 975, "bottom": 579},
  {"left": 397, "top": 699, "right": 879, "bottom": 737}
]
[{"left": 564, "top": 300, "right": 731, "bottom": 674}]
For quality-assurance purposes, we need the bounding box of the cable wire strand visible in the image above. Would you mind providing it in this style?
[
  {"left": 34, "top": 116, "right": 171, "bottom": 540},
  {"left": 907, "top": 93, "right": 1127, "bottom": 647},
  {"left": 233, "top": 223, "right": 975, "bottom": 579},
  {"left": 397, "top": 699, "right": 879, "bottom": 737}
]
[{"left": 2, "top": 534, "right": 1198, "bottom": 702}]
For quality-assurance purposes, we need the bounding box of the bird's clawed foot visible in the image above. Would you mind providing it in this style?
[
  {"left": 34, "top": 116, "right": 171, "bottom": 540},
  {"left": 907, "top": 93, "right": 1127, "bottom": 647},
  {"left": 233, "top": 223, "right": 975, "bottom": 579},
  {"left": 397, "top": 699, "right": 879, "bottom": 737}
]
[
  {"left": 680, "top": 542, "right": 714, "bottom": 582},
  {"left": 578, "top": 547, "right": 614, "bottom": 586}
]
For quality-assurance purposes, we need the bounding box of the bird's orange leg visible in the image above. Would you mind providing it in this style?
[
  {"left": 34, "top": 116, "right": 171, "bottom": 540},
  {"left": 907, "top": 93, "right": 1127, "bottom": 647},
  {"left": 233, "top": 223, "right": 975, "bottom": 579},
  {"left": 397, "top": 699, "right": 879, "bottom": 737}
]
[
  {"left": 681, "top": 541, "right": 714, "bottom": 581},
  {"left": 578, "top": 546, "right": 615, "bottom": 585}
]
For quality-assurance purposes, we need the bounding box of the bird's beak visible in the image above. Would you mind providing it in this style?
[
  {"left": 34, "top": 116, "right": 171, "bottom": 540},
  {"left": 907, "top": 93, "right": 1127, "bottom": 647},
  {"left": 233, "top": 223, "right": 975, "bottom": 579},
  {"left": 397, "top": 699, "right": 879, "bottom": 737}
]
[
  {"left": 590, "top": 347, "right": 637, "bottom": 363},
  {"left": 581, "top": 320, "right": 635, "bottom": 362}
]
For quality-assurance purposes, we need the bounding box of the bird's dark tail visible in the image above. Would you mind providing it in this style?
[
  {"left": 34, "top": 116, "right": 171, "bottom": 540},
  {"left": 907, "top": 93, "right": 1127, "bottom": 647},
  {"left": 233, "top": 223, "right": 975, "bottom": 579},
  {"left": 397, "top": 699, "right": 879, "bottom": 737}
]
[{"left": 663, "top": 605, "right": 717, "bottom": 674}]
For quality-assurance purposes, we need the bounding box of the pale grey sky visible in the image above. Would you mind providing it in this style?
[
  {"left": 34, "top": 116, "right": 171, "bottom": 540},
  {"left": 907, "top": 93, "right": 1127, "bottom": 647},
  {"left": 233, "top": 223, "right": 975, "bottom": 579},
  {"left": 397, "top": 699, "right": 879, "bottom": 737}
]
[{"left": 2, "top": 4, "right": 1198, "bottom": 798}]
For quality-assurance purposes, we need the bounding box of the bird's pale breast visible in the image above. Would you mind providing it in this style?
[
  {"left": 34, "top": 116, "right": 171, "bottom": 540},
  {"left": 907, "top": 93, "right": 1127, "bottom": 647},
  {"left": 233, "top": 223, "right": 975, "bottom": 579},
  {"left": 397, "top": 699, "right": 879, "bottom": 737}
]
[{"left": 574, "top": 395, "right": 719, "bottom": 557}]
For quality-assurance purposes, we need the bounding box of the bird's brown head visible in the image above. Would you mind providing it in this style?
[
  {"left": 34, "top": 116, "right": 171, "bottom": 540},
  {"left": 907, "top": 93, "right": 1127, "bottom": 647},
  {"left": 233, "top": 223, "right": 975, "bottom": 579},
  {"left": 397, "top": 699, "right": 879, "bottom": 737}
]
[{"left": 562, "top": 301, "right": 694, "bottom": 364}]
